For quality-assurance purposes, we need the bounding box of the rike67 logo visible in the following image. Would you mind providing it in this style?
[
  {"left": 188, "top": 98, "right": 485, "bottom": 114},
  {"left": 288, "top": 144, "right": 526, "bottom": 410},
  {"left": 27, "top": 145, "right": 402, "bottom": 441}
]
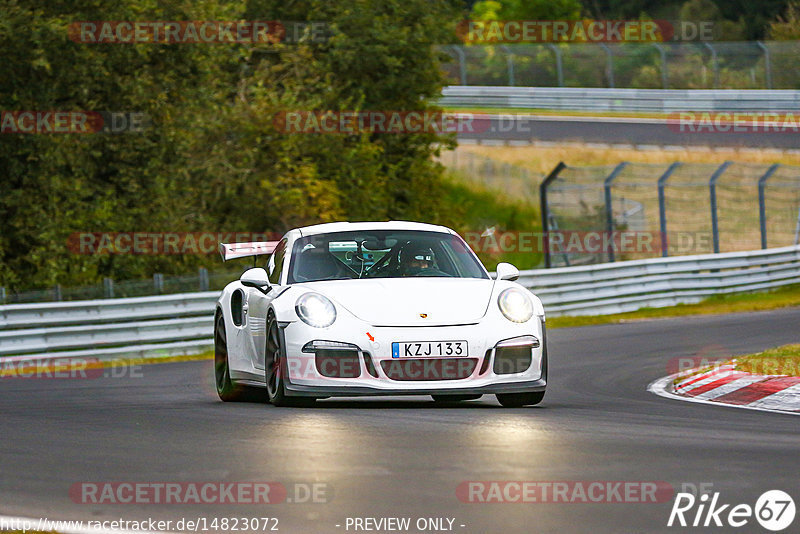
[{"left": 668, "top": 490, "right": 795, "bottom": 531}]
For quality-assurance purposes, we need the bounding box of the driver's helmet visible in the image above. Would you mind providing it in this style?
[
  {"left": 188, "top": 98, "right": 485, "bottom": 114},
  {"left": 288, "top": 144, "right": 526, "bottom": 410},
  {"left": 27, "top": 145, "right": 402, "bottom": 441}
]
[{"left": 400, "top": 244, "right": 434, "bottom": 272}]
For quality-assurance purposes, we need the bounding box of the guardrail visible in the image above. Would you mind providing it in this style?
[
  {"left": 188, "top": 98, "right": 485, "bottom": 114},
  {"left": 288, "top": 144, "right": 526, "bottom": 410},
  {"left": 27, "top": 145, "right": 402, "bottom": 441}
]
[
  {"left": 1, "top": 245, "right": 798, "bottom": 362},
  {"left": 519, "top": 245, "right": 800, "bottom": 316},
  {"left": 0, "top": 292, "right": 218, "bottom": 329},
  {"left": 440, "top": 86, "right": 800, "bottom": 112},
  {"left": 0, "top": 293, "right": 217, "bottom": 362}
]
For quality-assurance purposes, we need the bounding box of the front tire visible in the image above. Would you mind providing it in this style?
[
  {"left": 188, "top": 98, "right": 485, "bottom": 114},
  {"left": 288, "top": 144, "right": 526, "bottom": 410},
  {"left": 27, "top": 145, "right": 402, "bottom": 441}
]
[
  {"left": 496, "top": 391, "right": 545, "bottom": 407},
  {"left": 265, "top": 312, "right": 315, "bottom": 407},
  {"left": 214, "top": 313, "right": 246, "bottom": 402}
]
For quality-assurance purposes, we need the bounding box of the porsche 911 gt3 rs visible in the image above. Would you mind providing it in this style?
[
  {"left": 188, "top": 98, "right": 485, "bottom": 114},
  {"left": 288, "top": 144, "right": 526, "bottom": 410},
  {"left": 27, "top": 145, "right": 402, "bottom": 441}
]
[{"left": 214, "top": 221, "right": 547, "bottom": 407}]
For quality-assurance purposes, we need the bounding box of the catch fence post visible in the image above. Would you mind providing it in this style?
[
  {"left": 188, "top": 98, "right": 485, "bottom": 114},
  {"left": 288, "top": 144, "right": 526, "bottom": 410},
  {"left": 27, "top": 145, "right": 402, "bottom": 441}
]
[
  {"left": 540, "top": 162, "right": 567, "bottom": 268},
  {"left": 604, "top": 162, "right": 629, "bottom": 262},
  {"left": 658, "top": 162, "right": 682, "bottom": 257},
  {"left": 709, "top": 161, "right": 733, "bottom": 254}
]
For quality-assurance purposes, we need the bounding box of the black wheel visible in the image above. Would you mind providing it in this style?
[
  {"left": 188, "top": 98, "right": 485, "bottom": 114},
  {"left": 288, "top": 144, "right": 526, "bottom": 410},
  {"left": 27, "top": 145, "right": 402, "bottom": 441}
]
[
  {"left": 431, "top": 394, "right": 482, "bottom": 402},
  {"left": 265, "top": 312, "right": 315, "bottom": 407},
  {"left": 215, "top": 313, "right": 246, "bottom": 401},
  {"left": 496, "top": 391, "right": 545, "bottom": 407}
]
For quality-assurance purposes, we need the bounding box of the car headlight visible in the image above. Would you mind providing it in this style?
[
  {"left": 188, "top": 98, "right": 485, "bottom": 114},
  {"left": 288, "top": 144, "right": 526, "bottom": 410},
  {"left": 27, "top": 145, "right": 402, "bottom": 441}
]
[
  {"left": 296, "top": 292, "right": 337, "bottom": 328},
  {"left": 498, "top": 288, "right": 533, "bottom": 323}
]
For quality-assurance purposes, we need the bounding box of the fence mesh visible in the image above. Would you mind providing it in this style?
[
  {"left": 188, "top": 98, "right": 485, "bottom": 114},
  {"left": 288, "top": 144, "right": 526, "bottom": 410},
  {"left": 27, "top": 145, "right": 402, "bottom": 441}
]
[
  {"left": 541, "top": 162, "right": 800, "bottom": 266},
  {"left": 441, "top": 153, "right": 800, "bottom": 268},
  {"left": 662, "top": 163, "right": 721, "bottom": 256},
  {"left": 442, "top": 41, "right": 800, "bottom": 89},
  {"left": 766, "top": 166, "right": 800, "bottom": 248},
  {"left": 438, "top": 149, "right": 541, "bottom": 204},
  {"left": 545, "top": 165, "right": 611, "bottom": 265}
]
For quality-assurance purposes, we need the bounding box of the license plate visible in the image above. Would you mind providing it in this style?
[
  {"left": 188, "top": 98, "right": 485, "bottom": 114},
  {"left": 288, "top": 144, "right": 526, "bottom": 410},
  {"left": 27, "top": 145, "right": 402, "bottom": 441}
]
[{"left": 392, "top": 341, "right": 468, "bottom": 358}]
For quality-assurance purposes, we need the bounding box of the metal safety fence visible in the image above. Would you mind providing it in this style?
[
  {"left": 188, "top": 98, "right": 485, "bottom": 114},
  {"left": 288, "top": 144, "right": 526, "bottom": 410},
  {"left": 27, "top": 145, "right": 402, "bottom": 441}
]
[
  {"left": 440, "top": 41, "right": 800, "bottom": 90},
  {"left": 519, "top": 245, "right": 800, "bottom": 316},
  {"left": 0, "top": 267, "right": 242, "bottom": 305},
  {"left": 0, "top": 292, "right": 217, "bottom": 361},
  {"left": 439, "top": 86, "right": 800, "bottom": 112},
  {"left": 540, "top": 161, "right": 800, "bottom": 267}
]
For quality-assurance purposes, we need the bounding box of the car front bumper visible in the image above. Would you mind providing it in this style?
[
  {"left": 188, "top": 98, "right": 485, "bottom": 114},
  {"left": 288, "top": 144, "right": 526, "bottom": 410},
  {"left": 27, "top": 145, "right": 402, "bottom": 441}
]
[{"left": 279, "top": 315, "right": 548, "bottom": 397}]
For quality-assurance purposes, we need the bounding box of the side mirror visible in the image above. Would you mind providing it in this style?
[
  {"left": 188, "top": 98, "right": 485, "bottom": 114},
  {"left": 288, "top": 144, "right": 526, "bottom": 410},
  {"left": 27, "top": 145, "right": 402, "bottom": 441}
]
[
  {"left": 495, "top": 262, "right": 520, "bottom": 281},
  {"left": 240, "top": 267, "right": 270, "bottom": 290}
]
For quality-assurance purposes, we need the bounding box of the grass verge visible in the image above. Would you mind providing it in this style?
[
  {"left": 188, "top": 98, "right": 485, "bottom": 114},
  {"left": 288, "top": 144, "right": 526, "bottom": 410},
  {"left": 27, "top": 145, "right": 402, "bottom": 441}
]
[
  {"left": 735, "top": 344, "right": 800, "bottom": 376},
  {"left": 454, "top": 144, "right": 800, "bottom": 176},
  {"left": 548, "top": 283, "right": 800, "bottom": 329},
  {"left": 438, "top": 173, "right": 542, "bottom": 270},
  {"left": 672, "top": 343, "right": 800, "bottom": 386}
]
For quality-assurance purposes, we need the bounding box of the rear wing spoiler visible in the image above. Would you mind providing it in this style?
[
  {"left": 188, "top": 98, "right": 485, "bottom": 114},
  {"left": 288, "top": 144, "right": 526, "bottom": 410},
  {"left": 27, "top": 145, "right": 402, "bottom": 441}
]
[{"left": 219, "top": 241, "right": 279, "bottom": 262}]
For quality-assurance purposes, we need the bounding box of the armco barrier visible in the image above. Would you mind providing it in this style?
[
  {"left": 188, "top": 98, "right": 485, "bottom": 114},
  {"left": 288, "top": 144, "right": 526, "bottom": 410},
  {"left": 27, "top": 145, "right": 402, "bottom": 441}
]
[
  {"left": 0, "top": 292, "right": 218, "bottom": 329},
  {"left": 519, "top": 245, "right": 800, "bottom": 316},
  {"left": 0, "top": 245, "right": 798, "bottom": 361},
  {"left": 440, "top": 86, "right": 800, "bottom": 113},
  {"left": 0, "top": 293, "right": 218, "bottom": 362}
]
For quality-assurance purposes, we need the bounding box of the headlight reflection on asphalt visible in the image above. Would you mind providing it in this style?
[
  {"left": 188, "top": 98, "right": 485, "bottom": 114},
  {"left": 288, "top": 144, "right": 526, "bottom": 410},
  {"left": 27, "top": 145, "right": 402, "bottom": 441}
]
[
  {"left": 468, "top": 415, "right": 555, "bottom": 449},
  {"left": 261, "top": 413, "right": 390, "bottom": 475}
]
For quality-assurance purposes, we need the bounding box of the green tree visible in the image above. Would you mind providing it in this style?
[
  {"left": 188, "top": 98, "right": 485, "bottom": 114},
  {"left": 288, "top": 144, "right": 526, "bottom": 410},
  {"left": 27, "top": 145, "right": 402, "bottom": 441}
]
[
  {"left": 0, "top": 0, "right": 239, "bottom": 289},
  {"left": 769, "top": 1, "right": 800, "bottom": 39},
  {"left": 470, "top": 0, "right": 583, "bottom": 21},
  {"left": 0, "top": 0, "right": 464, "bottom": 291}
]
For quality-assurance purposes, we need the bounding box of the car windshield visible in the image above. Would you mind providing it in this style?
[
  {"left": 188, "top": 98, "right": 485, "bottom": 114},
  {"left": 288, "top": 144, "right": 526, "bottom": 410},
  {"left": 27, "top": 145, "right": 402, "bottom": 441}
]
[{"left": 287, "top": 230, "right": 488, "bottom": 283}]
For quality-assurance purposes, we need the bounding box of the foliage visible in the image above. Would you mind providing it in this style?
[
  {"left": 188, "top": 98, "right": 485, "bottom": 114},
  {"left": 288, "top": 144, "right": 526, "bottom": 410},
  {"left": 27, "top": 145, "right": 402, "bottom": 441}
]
[
  {"left": 0, "top": 0, "right": 469, "bottom": 291},
  {"left": 769, "top": 1, "right": 800, "bottom": 39},
  {"left": 470, "top": 0, "right": 582, "bottom": 21},
  {"left": 437, "top": 174, "right": 542, "bottom": 270}
]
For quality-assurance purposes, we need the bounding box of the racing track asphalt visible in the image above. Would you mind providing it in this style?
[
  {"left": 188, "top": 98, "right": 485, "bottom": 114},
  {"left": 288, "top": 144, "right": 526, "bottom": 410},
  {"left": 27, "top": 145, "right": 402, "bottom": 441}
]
[
  {"left": 457, "top": 114, "right": 800, "bottom": 149},
  {"left": 1, "top": 307, "right": 799, "bottom": 533}
]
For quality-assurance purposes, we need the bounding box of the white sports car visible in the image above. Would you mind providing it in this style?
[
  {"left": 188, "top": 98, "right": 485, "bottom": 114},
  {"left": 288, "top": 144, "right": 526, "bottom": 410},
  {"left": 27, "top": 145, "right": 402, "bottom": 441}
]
[{"left": 213, "top": 221, "right": 547, "bottom": 407}]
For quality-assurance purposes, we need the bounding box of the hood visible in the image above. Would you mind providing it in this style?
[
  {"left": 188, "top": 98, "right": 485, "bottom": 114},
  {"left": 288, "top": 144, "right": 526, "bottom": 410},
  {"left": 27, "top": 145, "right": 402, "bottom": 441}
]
[{"left": 301, "top": 278, "right": 495, "bottom": 326}]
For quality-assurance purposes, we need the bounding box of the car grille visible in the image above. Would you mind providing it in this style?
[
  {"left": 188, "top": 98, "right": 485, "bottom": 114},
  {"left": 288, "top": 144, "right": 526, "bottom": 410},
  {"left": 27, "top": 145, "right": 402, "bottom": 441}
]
[
  {"left": 380, "top": 358, "right": 478, "bottom": 381},
  {"left": 315, "top": 350, "right": 361, "bottom": 378},
  {"left": 493, "top": 346, "right": 532, "bottom": 375}
]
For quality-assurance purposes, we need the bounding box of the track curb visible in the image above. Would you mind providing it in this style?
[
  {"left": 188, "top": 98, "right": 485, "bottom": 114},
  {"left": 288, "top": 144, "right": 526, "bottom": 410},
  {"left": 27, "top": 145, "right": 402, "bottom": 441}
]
[{"left": 647, "top": 362, "right": 800, "bottom": 416}]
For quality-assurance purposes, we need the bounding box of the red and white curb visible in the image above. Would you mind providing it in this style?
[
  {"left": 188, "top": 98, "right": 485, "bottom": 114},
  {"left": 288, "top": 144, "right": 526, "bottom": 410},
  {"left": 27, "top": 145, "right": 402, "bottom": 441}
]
[{"left": 648, "top": 362, "right": 800, "bottom": 415}]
